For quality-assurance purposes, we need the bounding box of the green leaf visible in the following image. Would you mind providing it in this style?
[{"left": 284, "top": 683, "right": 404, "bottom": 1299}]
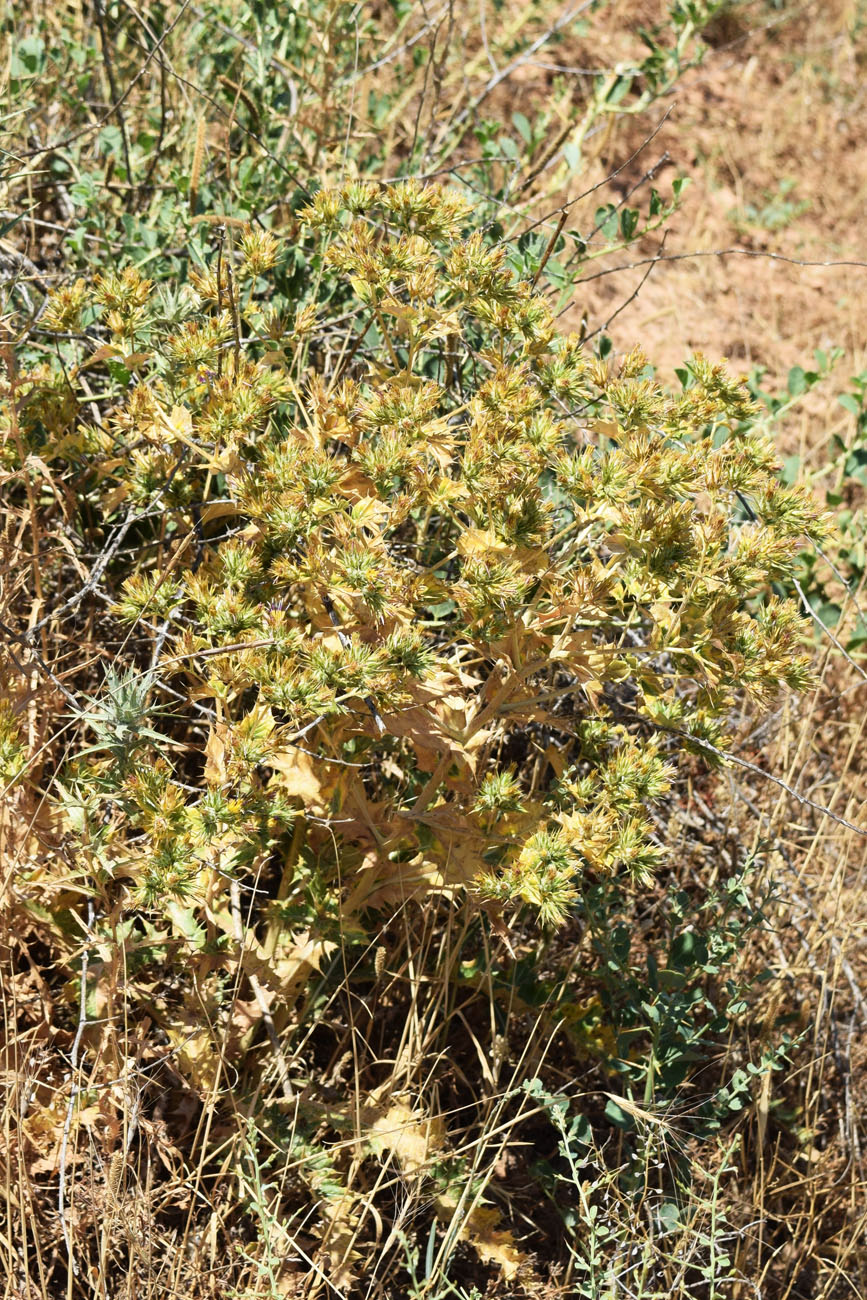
[
  {"left": 512, "top": 111, "right": 532, "bottom": 145},
  {"left": 106, "top": 358, "right": 131, "bottom": 387},
  {"left": 594, "top": 204, "right": 618, "bottom": 241},
  {"left": 605, "top": 74, "right": 633, "bottom": 105},
  {"left": 657, "top": 1201, "right": 682, "bottom": 1233},
  {"left": 781, "top": 454, "right": 800, "bottom": 486},
  {"left": 620, "top": 207, "right": 639, "bottom": 241},
  {"left": 787, "top": 366, "right": 807, "bottom": 396},
  {"left": 11, "top": 36, "right": 45, "bottom": 77},
  {"left": 669, "top": 930, "right": 707, "bottom": 970},
  {"left": 167, "top": 902, "right": 208, "bottom": 950},
  {"left": 604, "top": 1097, "right": 635, "bottom": 1130}
]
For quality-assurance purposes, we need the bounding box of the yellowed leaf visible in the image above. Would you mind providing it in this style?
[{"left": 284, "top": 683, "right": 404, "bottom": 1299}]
[
  {"left": 202, "top": 915, "right": 336, "bottom": 1008},
  {"left": 199, "top": 500, "right": 240, "bottom": 524},
  {"left": 344, "top": 851, "right": 457, "bottom": 913},
  {"left": 338, "top": 466, "right": 378, "bottom": 499},
  {"left": 462, "top": 1205, "right": 527, "bottom": 1281},
  {"left": 583, "top": 678, "right": 604, "bottom": 708},
  {"left": 166, "top": 403, "right": 194, "bottom": 439},
  {"left": 123, "top": 350, "right": 150, "bottom": 369},
  {"left": 203, "top": 724, "right": 228, "bottom": 785},
  {"left": 418, "top": 311, "right": 463, "bottom": 344},
  {"left": 379, "top": 295, "right": 418, "bottom": 322},
  {"left": 269, "top": 746, "right": 324, "bottom": 807},
  {"left": 350, "top": 495, "right": 390, "bottom": 530},
  {"left": 361, "top": 1090, "right": 445, "bottom": 1174},
  {"left": 267, "top": 928, "right": 337, "bottom": 1001},
  {"left": 457, "top": 527, "right": 510, "bottom": 558},
  {"left": 344, "top": 804, "right": 487, "bottom": 913},
  {"left": 435, "top": 1196, "right": 529, "bottom": 1283},
  {"left": 594, "top": 418, "right": 620, "bottom": 440},
  {"left": 424, "top": 432, "right": 457, "bottom": 468},
  {"left": 78, "top": 343, "right": 123, "bottom": 370},
  {"left": 379, "top": 702, "right": 456, "bottom": 754},
  {"left": 102, "top": 482, "right": 131, "bottom": 514}
]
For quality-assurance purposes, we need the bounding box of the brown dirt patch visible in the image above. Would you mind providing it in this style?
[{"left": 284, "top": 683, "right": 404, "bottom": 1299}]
[{"left": 571, "top": 0, "right": 867, "bottom": 456}]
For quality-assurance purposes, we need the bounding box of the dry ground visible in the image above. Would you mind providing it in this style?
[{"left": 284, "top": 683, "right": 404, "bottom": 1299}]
[{"left": 575, "top": 0, "right": 867, "bottom": 448}]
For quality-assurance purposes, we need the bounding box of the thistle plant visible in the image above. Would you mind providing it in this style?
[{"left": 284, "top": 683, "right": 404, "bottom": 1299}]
[{"left": 12, "top": 180, "right": 828, "bottom": 936}]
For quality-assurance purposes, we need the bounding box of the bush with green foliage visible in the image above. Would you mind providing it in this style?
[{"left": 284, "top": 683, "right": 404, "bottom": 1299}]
[{"left": 7, "top": 180, "right": 830, "bottom": 936}]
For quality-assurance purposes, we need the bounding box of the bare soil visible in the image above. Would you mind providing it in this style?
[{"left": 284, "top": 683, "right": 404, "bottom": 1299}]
[{"left": 577, "top": 0, "right": 867, "bottom": 457}]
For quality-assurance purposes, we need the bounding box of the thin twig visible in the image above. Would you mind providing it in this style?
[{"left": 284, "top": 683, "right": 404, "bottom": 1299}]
[
  {"left": 576, "top": 246, "right": 867, "bottom": 286},
  {"left": 531, "top": 209, "right": 568, "bottom": 288},
  {"left": 0, "top": 619, "right": 82, "bottom": 709},
  {"left": 584, "top": 230, "right": 668, "bottom": 341},
  {"left": 229, "top": 879, "right": 295, "bottom": 1103},
  {"left": 731, "top": 784, "right": 867, "bottom": 1028},
  {"left": 675, "top": 730, "right": 867, "bottom": 838},
  {"left": 122, "top": 0, "right": 170, "bottom": 193},
  {"left": 814, "top": 544, "right": 867, "bottom": 643},
  {"left": 58, "top": 897, "right": 95, "bottom": 1278},
  {"left": 29, "top": 454, "right": 187, "bottom": 638},
  {"left": 356, "top": 4, "right": 449, "bottom": 75},
  {"left": 21, "top": 1, "right": 193, "bottom": 161},
  {"left": 792, "top": 576, "right": 867, "bottom": 685},
  {"left": 93, "top": 0, "right": 135, "bottom": 199},
  {"left": 454, "top": 0, "right": 596, "bottom": 126}
]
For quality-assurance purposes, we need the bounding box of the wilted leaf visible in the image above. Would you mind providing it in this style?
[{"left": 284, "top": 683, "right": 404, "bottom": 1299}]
[
  {"left": 436, "top": 1195, "right": 529, "bottom": 1282},
  {"left": 361, "top": 1089, "right": 445, "bottom": 1174},
  {"left": 203, "top": 724, "right": 228, "bottom": 784},
  {"left": 320, "top": 1195, "right": 361, "bottom": 1290},
  {"left": 269, "top": 746, "right": 325, "bottom": 807},
  {"left": 163, "top": 1012, "right": 220, "bottom": 1095}
]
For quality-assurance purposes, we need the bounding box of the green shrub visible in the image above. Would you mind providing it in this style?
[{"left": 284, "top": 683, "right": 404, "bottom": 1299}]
[
  {"left": 1, "top": 0, "right": 725, "bottom": 322},
  {"left": 7, "top": 180, "right": 828, "bottom": 937}
]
